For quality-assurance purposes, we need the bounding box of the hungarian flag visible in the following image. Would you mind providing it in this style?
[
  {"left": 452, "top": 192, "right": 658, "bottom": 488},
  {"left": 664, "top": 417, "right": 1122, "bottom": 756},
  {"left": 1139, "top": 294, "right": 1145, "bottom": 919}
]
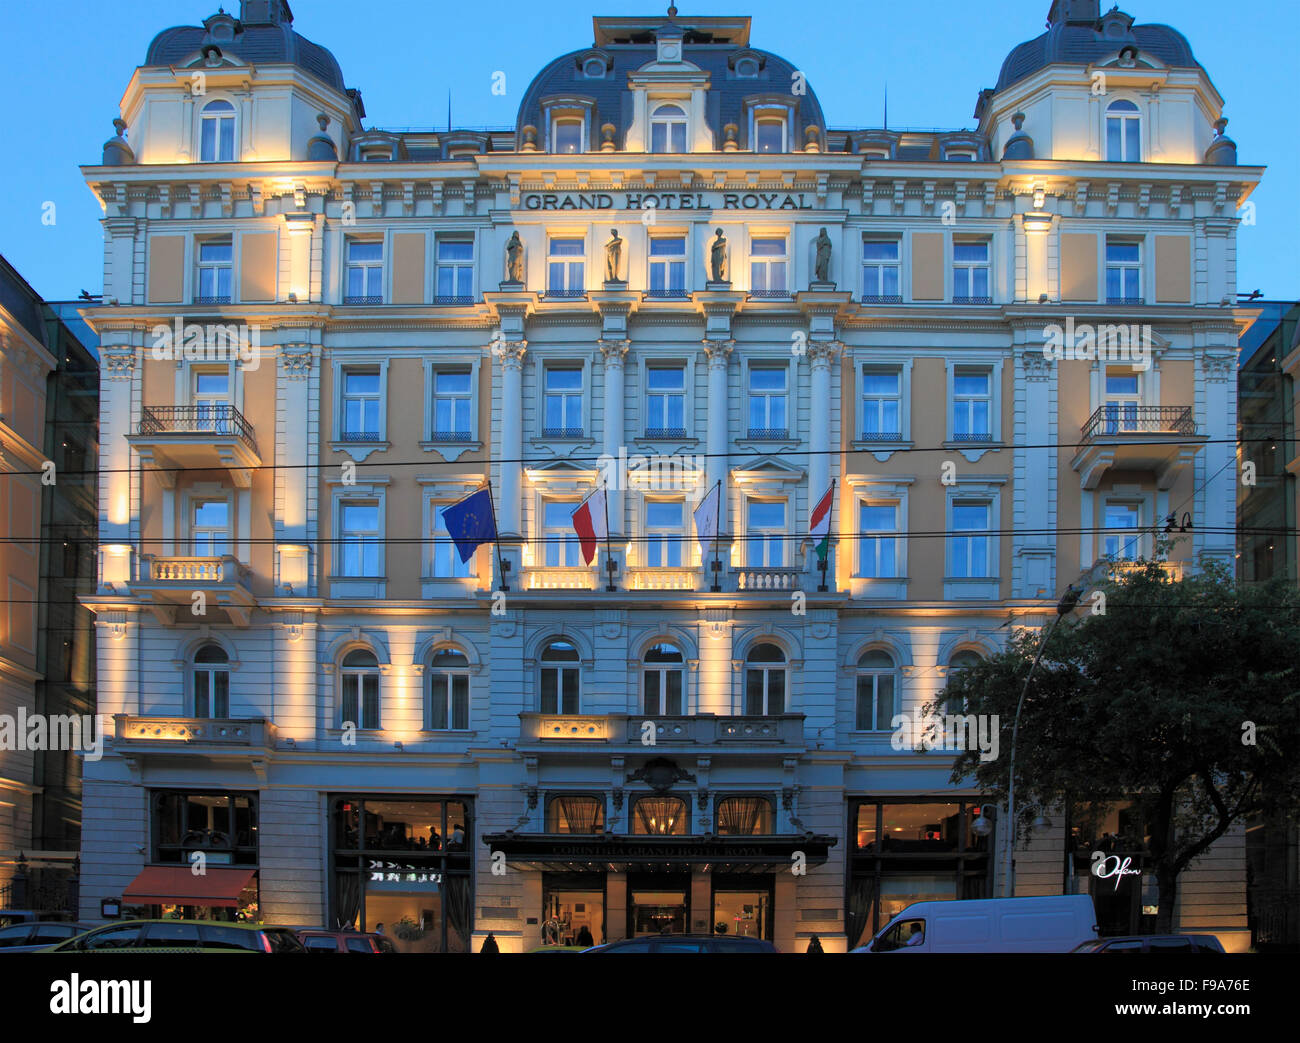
[
  {"left": 810, "top": 481, "right": 835, "bottom": 563},
  {"left": 570, "top": 488, "right": 608, "bottom": 565}
]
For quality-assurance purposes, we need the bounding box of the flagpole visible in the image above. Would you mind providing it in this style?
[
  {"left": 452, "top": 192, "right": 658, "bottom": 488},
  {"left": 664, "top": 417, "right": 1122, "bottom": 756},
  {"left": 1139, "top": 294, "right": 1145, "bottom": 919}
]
[
  {"left": 710, "top": 478, "right": 722, "bottom": 593},
  {"left": 602, "top": 480, "right": 616, "bottom": 592},
  {"left": 818, "top": 478, "right": 836, "bottom": 593},
  {"left": 483, "top": 480, "right": 509, "bottom": 592}
]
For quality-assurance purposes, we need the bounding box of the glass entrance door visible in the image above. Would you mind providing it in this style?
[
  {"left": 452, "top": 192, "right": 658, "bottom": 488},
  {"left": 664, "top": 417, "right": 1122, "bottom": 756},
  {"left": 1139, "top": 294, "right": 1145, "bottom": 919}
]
[{"left": 630, "top": 889, "right": 688, "bottom": 936}]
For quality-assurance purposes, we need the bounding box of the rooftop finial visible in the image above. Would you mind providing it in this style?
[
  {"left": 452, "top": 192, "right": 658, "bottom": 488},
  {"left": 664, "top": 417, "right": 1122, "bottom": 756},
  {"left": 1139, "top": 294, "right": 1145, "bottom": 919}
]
[{"left": 667, "top": 4, "right": 677, "bottom": 18}]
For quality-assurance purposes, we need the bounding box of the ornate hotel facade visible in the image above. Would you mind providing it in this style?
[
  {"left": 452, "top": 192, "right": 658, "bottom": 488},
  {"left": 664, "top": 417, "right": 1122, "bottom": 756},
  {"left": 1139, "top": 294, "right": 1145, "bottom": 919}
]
[{"left": 78, "top": 0, "right": 1259, "bottom": 950}]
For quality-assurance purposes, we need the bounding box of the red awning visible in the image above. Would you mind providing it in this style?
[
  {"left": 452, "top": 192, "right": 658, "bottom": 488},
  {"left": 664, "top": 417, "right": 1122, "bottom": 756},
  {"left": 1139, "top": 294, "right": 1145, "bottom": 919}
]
[{"left": 122, "top": 866, "right": 256, "bottom": 908}]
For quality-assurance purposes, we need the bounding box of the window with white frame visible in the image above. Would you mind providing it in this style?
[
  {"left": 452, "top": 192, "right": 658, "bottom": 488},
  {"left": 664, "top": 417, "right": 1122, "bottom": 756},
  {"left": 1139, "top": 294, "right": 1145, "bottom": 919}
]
[
  {"left": 195, "top": 240, "right": 232, "bottom": 303},
  {"left": 747, "top": 366, "right": 788, "bottom": 438},
  {"left": 199, "top": 100, "right": 236, "bottom": 163},
  {"left": 1102, "top": 367, "right": 1142, "bottom": 433},
  {"left": 547, "top": 238, "right": 585, "bottom": 296},
  {"left": 193, "top": 644, "right": 230, "bottom": 718},
  {"left": 543, "top": 367, "right": 584, "bottom": 437},
  {"left": 431, "top": 502, "right": 476, "bottom": 579},
  {"left": 859, "top": 501, "right": 900, "bottom": 578},
  {"left": 746, "top": 499, "right": 786, "bottom": 567},
  {"left": 644, "top": 500, "right": 685, "bottom": 567},
  {"left": 755, "top": 117, "right": 785, "bottom": 153},
  {"left": 427, "top": 648, "right": 470, "bottom": 730},
  {"left": 643, "top": 642, "right": 685, "bottom": 715},
  {"left": 1102, "top": 501, "right": 1142, "bottom": 559},
  {"left": 340, "top": 648, "right": 380, "bottom": 730},
  {"left": 855, "top": 650, "right": 896, "bottom": 731},
  {"left": 749, "top": 237, "right": 788, "bottom": 296},
  {"left": 553, "top": 117, "right": 583, "bottom": 155},
  {"left": 952, "top": 241, "right": 991, "bottom": 303},
  {"left": 435, "top": 238, "right": 474, "bottom": 303},
  {"left": 945, "top": 649, "right": 983, "bottom": 713},
  {"left": 862, "top": 240, "right": 901, "bottom": 303},
  {"left": 431, "top": 369, "right": 473, "bottom": 441},
  {"left": 1106, "top": 100, "right": 1141, "bottom": 163},
  {"left": 1105, "top": 240, "right": 1142, "bottom": 303},
  {"left": 542, "top": 500, "right": 582, "bottom": 567},
  {"left": 649, "top": 104, "right": 688, "bottom": 153},
  {"left": 950, "top": 500, "right": 992, "bottom": 578},
  {"left": 648, "top": 236, "right": 687, "bottom": 297},
  {"left": 952, "top": 367, "right": 993, "bottom": 441},
  {"left": 338, "top": 501, "right": 381, "bottom": 577},
  {"left": 539, "top": 639, "right": 580, "bottom": 713},
  {"left": 744, "top": 643, "right": 787, "bottom": 715},
  {"left": 645, "top": 366, "right": 686, "bottom": 437},
  {"left": 340, "top": 367, "right": 382, "bottom": 441},
  {"left": 191, "top": 368, "right": 232, "bottom": 430},
  {"left": 344, "top": 240, "right": 384, "bottom": 304},
  {"left": 190, "top": 498, "right": 231, "bottom": 557},
  {"left": 861, "top": 369, "right": 902, "bottom": 441}
]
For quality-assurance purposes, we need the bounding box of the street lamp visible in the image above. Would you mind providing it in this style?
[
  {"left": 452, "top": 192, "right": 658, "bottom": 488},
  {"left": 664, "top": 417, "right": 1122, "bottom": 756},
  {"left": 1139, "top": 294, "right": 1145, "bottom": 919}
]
[{"left": 1002, "top": 584, "right": 1081, "bottom": 897}]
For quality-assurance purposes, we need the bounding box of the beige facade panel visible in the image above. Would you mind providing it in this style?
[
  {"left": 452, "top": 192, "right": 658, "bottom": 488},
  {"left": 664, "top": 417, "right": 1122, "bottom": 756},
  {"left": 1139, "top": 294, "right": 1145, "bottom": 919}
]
[
  {"left": 239, "top": 231, "right": 279, "bottom": 303},
  {"left": 1059, "top": 232, "right": 1098, "bottom": 302},
  {"left": 147, "top": 235, "right": 185, "bottom": 303},
  {"left": 1154, "top": 235, "right": 1192, "bottom": 303},
  {"left": 911, "top": 233, "right": 944, "bottom": 301},
  {"left": 391, "top": 232, "right": 427, "bottom": 305}
]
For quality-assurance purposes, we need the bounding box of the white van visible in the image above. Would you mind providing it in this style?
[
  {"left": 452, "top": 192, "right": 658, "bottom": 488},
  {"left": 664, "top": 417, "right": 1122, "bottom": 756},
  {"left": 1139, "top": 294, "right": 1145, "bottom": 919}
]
[{"left": 851, "top": 895, "right": 1099, "bottom": 953}]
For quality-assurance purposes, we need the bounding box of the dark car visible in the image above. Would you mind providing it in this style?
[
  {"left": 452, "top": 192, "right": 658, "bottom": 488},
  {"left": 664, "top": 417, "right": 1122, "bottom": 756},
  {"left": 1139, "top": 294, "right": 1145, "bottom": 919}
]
[
  {"left": 583, "top": 934, "right": 778, "bottom": 953},
  {"left": 0, "top": 909, "right": 76, "bottom": 927},
  {"left": 1071, "top": 934, "right": 1226, "bottom": 953},
  {"left": 0, "top": 921, "right": 98, "bottom": 953},
  {"left": 296, "top": 929, "right": 394, "bottom": 953},
  {"left": 43, "top": 919, "right": 308, "bottom": 953}
]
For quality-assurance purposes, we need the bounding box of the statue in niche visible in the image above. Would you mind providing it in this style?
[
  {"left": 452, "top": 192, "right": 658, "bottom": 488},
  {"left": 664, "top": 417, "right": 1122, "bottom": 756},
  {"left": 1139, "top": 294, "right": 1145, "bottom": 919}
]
[
  {"left": 709, "top": 228, "right": 729, "bottom": 282},
  {"left": 814, "top": 227, "right": 832, "bottom": 283},
  {"left": 505, "top": 231, "right": 524, "bottom": 283},
  {"left": 605, "top": 229, "right": 623, "bottom": 282}
]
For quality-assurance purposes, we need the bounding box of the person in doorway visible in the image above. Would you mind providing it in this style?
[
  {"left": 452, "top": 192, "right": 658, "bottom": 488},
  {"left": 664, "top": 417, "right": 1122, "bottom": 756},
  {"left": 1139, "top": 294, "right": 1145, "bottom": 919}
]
[{"left": 576, "top": 925, "right": 594, "bottom": 948}]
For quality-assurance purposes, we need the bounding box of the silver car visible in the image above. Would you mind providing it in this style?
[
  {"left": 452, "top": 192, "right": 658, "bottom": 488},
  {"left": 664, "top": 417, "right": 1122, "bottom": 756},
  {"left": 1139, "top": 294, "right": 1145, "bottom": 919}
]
[{"left": 0, "top": 920, "right": 98, "bottom": 953}]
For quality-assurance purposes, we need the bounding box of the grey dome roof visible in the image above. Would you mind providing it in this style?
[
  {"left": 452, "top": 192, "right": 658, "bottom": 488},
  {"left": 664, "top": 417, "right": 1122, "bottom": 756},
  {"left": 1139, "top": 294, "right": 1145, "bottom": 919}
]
[
  {"left": 145, "top": 20, "right": 346, "bottom": 94},
  {"left": 995, "top": 21, "right": 1200, "bottom": 94}
]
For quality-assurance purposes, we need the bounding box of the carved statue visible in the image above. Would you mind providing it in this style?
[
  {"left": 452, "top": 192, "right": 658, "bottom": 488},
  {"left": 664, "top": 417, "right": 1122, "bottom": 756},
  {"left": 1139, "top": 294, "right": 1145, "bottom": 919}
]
[
  {"left": 709, "top": 228, "right": 728, "bottom": 283},
  {"left": 505, "top": 231, "right": 524, "bottom": 283},
  {"left": 605, "top": 229, "right": 623, "bottom": 282},
  {"left": 814, "top": 227, "right": 832, "bottom": 283}
]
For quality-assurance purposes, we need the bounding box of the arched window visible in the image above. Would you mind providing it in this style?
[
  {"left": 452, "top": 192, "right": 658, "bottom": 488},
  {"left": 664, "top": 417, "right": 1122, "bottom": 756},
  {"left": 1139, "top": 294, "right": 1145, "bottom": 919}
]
[
  {"left": 200, "top": 100, "right": 236, "bottom": 163},
  {"left": 755, "top": 117, "right": 785, "bottom": 153},
  {"left": 632, "top": 795, "right": 687, "bottom": 835},
  {"left": 1106, "top": 100, "right": 1140, "bottom": 162},
  {"left": 193, "top": 643, "right": 229, "bottom": 718},
  {"left": 650, "top": 104, "right": 688, "bottom": 153},
  {"left": 855, "top": 650, "right": 897, "bottom": 731},
  {"left": 428, "top": 648, "right": 470, "bottom": 730},
  {"left": 341, "top": 648, "right": 380, "bottom": 730},
  {"left": 744, "top": 642, "right": 787, "bottom": 715},
  {"left": 540, "top": 640, "right": 580, "bottom": 714},
  {"left": 716, "top": 796, "right": 774, "bottom": 835},
  {"left": 546, "top": 795, "right": 604, "bottom": 833},
  {"left": 643, "top": 642, "right": 684, "bottom": 715},
  {"left": 944, "top": 650, "right": 983, "bottom": 713}
]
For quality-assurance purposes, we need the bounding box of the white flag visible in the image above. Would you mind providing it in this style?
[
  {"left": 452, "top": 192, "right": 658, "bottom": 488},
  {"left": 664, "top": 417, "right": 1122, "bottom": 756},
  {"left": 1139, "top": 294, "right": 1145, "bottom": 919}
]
[{"left": 692, "top": 482, "right": 720, "bottom": 562}]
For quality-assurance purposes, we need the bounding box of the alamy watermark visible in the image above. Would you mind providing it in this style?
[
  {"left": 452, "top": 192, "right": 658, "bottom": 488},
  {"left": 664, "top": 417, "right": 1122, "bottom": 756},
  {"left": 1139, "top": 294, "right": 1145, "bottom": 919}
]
[
  {"left": 150, "top": 317, "right": 260, "bottom": 370},
  {"left": 597, "top": 446, "right": 706, "bottom": 493},
  {"left": 0, "top": 709, "right": 105, "bottom": 761},
  {"left": 1042, "top": 317, "right": 1152, "bottom": 371},
  {"left": 891, "top": 707, "right": 1000, "bottom": 762}
]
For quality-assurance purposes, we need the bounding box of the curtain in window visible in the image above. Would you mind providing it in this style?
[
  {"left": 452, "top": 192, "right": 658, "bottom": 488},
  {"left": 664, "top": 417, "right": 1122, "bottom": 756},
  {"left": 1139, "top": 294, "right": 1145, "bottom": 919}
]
[
  {"left": 334, "top": 872, "right": 361, "bottom": 930},
  {"left": 556, "top": 796, "right": 602, "bottom": 834},
  {"left": 634, "top": 797, "right": 686, "bottom": 835},
  {"left": 443, "top": 874, "right": 472, "bottom": 954},
  {"left": 717, "top": 797, "right": 771, "bottom": 835},
  {"left": 845, "top": 874, "right": 876, "bottom": 950}
]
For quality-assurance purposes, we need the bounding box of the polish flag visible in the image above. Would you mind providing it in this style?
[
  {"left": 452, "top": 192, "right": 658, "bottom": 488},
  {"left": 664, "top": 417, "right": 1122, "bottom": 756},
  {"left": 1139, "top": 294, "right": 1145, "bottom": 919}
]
[{"left": 570, "top": 488, "right": 608, "bottom": 565}]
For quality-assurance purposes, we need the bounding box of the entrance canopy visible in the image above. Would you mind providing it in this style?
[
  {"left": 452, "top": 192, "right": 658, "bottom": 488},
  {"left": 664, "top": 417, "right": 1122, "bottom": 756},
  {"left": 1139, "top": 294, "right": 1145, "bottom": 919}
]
[
  {"left": 122, "top": 865, "right": 256, "bottom": 907},
  {"left": 484, "top": 832, "right": 836, "bottom": 874}
]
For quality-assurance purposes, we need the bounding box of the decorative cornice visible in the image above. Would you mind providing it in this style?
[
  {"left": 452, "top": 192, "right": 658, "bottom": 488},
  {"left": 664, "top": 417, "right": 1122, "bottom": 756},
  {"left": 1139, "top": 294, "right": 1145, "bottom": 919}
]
[{"left": 102, "top": 349, "right": 137, "bottom": 380}]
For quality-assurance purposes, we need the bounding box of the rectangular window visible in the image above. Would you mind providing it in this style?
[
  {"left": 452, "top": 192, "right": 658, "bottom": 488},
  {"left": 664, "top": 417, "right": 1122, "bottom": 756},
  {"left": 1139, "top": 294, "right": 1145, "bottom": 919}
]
[
  {"left": 748, "top": 366, "right": 788, "bottom": 438},
  {"left": 196, "top": 241, "right": 233, "bottom": 303},
  {"left": 431, "top": 503, "right": 475, "bottom": 579},
  {"left": 553, "top": 118, "right": 582, "bottom": 154},
  {"left": 431, "top": 369, "right": 472, "bottom": 440},
  {"left": 952, "top": 242, "right": 990, "bottom": 303},
  {"left": 861, "top": 369, "right": 902, "bottom": 440},
  {"left": 345, "top": 240, "right": 384, "bottom": 303},
  {"left": 191, "top": 499, "right": 231, "bottom": 557},
  {"left": 952, "top": 367, "right": 992, "bottom": 441},
  {"left": 1105, "top": 241, "right": 1142, "bottom": 303},
  {"left": 435, "top": 239, "right": 474, "bottom": 303},
  {"left": 193, "top": 665, "right": 230, "bottom": 718},
  {"left": 755, "top": 118, "right": 785, "bottom": 153},
  {"left": 859, "top": 502, "right": 899, "bottom": 578},
  {"left": 862, "top": 241, "right": 901, "bottom": 302},
  {"left": 1103, "top": 502, "right": 1141, "bottom": 559},
  {"left": 543, "top": 500, "right": 582, "bottom": 567},
  {"left": 951, "top": 501, "right": 991, "bottom": 578},
  {"left": 341, "top": 368, "right": 382, "bottom": 440},
  {"left": 429, "top": 671, "right": 470, "bottom": 730},
  {"left": 749, "top": 237, "right": 787, "bottom": 296},
  {"left": 339, "top": 501, "right": 381, "bottom": 577},
  {"left": 342, "top": 671, "right": 380, "bottom": 730},
  {"left": 547, "top": 238, "right": 585, "bottom": 296},
  {"left": 746, "top": 500, "right": 786, "bottom": 567},
  {"left": 1103, "top": 368, "right": 1142, "bottom": 433},
  {"left": 540, "top": 663, "right": 580, "bottom": 715},
  {"left": 644, "top": 500, "right": 684, "bottom": 567},
  {"left": 543, "top": 367, "right": 584, "bottom": 437},
  {"left": 649, "top": 237, "right": 687, "bottom": 297},
  {"left": 855, "top": 671, "right": 896, "bottom": 731},
  {"left": 646, "top": 366, "right": 686, "bottom": 437}
]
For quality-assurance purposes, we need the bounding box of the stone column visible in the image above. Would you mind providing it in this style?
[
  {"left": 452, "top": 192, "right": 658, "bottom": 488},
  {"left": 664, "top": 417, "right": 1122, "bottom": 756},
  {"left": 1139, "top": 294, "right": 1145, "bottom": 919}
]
[
  {"left": 703, "top": 338, "right": 733, "bottom": 524},
  {"left": 806, "top": 341, "right": 839, "bottom": 506},
  {"left": 494, "top": 339, "right": 527, "bottom": 583},
  {"left": 599, "top": 339, "right": 630, "bottom": 535}
]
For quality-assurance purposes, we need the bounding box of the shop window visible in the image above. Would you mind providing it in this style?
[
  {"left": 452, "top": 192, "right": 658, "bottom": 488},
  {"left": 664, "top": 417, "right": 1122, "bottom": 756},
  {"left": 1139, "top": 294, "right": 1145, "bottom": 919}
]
[
  {"left": 643, "top": 641, "right": 685, "bottom": 714},
  {"left": 744, "top": 642, "right": 787, "bottom": 714},
  {"left": 192, "top": 643, "right": 230, "bottom": 718},
  {"left": 716, "top": 796, "right": 774, "bottom": 835},
  {"left": 539, "top": 639, "right": 580, "bottom": 713},
  {"left": 632, "top": 795, "right": 687, "bottom": 835},
  {"left": 153, "top": 790, "right": 258, "bottom": 866},
  {"left": 545, "top": 795, "right": 605, "bottom": 833},
  {"left": 713, "top": 886, "right": 770, "bottom": 940}
]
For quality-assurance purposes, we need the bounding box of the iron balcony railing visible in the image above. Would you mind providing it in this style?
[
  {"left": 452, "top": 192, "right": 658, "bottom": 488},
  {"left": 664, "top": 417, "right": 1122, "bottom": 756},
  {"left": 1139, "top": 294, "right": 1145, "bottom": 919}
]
[
  {"left": 1081, "top": 405, "right": 1197, "bottom": 441},
  {"left": 952, "top": 295, "right": 993, "bottom": 305},
  {"left": 746, "top": 427, "right": 790, "bottom": 440},
  {"left": 644, "top": 426, "right": 688, "bottom": 440},
  {"left": 861, "top": 294, "right": 903, "bottom": 305},
  {"left": 137, "top": 405, "right": 256, "bottom": 451}
]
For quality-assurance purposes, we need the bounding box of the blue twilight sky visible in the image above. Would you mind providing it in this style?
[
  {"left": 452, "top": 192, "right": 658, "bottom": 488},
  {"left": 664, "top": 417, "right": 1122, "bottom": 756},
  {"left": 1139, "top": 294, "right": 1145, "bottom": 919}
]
[{"left": 0, "top": 0, "right": 1295, "bottom": 302}]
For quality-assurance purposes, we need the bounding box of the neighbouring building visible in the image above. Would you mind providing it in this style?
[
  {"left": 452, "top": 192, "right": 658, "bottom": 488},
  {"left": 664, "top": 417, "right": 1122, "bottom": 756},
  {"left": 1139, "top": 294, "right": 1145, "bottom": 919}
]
[{"left": 79, "top": 0, "right": 1259, "bottom": 950}]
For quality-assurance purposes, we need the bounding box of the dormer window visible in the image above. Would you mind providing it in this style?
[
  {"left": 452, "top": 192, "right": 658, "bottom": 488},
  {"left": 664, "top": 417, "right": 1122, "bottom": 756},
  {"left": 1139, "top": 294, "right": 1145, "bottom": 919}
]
[
  {"left": 946, "top": 149, "right": 976, "bottom": 162},
  {"left": 583, "top": 57, "right": 606, "bottom": 79},
  {"left": 1106, "top": 100, "right": 1141, "bottom": 162},
  {"left": 650, "top": 104, "right": 688, "bottom": 154},
  {"left": 735, "top": 57, "right": 759, "bottom": 78},
  {"left": 199, "top": 100, "right": 235, "bottom": 162},
  {"left": 755, "top": 117, "right": 785, "bottom": 154},
  {"left": 552, "top": 117, "right": 583, "bottom": 155}
]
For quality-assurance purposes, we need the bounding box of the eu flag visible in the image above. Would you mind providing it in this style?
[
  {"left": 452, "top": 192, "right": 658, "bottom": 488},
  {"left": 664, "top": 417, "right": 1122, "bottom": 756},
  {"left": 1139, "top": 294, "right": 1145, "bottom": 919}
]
[{"left": 439, "top": 487, "right": 497, "bottom": 563}]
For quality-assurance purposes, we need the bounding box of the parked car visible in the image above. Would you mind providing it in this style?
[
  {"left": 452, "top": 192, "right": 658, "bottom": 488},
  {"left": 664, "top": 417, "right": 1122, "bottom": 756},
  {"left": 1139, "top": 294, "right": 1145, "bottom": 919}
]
[
  {"left": 582, "top": 934, "right": 778, "bottom": 953},
  {"left": 42, "top": 919, "right": 307, "bottom": 953},
  {"left": 0, "top": 909, "right": 75, "bottom": 927},
  {"left": 851, "top": 895, "right": 1100, "bottom": 954},
  {"left": 296, "top": 928, "right": 394, "bottom": 953},
  {"left": 0, "top": 921, "right": 97, "bottom": 953},
  {"left": 1071, "top": 934, "right": 1225, "bottom": 953}
]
